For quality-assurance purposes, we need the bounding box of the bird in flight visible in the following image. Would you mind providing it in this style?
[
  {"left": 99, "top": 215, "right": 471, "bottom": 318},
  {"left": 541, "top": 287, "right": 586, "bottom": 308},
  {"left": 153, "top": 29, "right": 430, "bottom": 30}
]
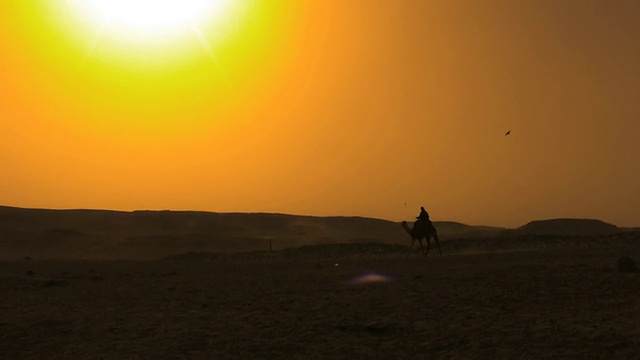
[{"left": 505, "top": 130, "right": 511, "bottom": 136}]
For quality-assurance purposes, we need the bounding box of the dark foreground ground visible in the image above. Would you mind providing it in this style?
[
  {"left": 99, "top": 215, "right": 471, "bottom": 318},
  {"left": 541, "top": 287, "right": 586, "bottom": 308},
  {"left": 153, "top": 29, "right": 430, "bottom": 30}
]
[{"left": 1, "top": 244, "right": 639, "bottom": 359}]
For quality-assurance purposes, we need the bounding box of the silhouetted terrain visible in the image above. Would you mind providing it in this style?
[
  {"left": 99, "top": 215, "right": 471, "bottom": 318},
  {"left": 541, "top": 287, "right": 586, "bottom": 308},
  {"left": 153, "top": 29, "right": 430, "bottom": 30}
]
[
  {"left": 0, "top": 206, "right": 497, "bottom": 259},
  {"left": 0, "top": 206, "right": 637, "bottom": 260},
  {"left": 515, "top": 218, "right": 620, "bottom": 235},
  {"left": 2, "top": 206, "right": 640, "bottom": 358}
]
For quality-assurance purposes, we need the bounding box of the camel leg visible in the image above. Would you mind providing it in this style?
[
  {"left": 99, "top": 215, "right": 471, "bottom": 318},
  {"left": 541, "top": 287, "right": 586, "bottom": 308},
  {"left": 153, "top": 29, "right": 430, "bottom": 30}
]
[
  {"left": 406, "top": 239, "right": 416, "bottom": 258},
  {"left": 418, "top": 239, "right": 427, "bottom": 257},
  {"left": 424, "top": 238, "right": 431, "bottom": 257},
  {"left": 433, "top": 229, "right": 442, "bottom": 255}
]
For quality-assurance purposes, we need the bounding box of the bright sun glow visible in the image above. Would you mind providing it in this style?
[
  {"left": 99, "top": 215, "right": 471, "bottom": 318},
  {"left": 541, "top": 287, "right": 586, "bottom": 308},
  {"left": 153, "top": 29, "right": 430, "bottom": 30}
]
[
  {"left": 67, "top": 0, "right": 234, "bottom": 44},
  {"left": 51, "top": 0, "right": 245, "bottom": 69},
  {"left": 8, "top": 0, "right": 292, "bottom": 135}
]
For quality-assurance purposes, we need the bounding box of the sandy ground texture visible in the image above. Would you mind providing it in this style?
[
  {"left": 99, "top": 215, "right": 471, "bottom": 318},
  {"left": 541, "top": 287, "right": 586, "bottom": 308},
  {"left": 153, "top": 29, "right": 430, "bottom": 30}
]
[{"left": 1, "top": 244, "right": 639, "bottom": 359}]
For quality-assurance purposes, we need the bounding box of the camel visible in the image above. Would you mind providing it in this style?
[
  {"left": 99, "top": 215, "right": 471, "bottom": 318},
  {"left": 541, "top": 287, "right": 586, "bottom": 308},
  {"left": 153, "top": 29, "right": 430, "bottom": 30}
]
[{"left": 401, "top": 220, "right": 441, "bottom": 257}]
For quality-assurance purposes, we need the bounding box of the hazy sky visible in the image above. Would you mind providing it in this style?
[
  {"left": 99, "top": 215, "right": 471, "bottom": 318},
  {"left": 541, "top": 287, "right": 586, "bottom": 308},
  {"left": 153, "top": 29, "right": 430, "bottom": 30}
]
[{"left": 1, "top": 1, "right": 639, "bottom": 227}]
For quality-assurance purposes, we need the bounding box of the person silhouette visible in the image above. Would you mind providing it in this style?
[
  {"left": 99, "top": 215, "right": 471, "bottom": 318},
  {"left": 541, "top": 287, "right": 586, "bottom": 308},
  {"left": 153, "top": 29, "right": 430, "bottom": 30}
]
[
  {"left": 416, "top": 206, "right": 430, "bottom": 222},
  {"left": 414, "top": 206, "right": 431, "bottom": 233}
]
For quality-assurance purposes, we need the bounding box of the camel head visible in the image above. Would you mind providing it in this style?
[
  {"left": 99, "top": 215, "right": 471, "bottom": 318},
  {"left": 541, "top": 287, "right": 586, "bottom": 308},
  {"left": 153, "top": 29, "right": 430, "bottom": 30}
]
[{"left": 400, "top": 221, "right": 412, "bottom": 234}]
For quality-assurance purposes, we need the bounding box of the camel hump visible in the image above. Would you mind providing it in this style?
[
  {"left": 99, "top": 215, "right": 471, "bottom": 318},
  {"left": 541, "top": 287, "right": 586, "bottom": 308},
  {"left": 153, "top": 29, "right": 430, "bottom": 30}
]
[{"left": 415, "top": 218, "right": 429, "bottom": 226}]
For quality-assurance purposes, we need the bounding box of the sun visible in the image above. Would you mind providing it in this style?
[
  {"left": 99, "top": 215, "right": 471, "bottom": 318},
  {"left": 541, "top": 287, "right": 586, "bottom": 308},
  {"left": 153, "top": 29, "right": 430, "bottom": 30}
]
[
  {"left": 49, "top": 0, "right": 245, "bottom": 69},
  {"left": 67, "top": 0, "right": 234, "bottom": 44}
]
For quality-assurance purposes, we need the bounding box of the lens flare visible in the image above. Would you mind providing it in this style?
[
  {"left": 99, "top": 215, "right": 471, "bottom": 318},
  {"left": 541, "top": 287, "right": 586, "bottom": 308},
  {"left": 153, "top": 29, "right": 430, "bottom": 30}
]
[{"left": 349, "top": 272, "right": 395, "bottom": 285}]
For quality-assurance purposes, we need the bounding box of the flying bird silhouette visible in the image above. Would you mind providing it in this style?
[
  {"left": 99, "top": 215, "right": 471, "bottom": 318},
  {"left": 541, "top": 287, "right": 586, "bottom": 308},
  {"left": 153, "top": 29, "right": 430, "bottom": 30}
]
[{"left": 505, "top": 130, "right": 511, "bottom": 136}]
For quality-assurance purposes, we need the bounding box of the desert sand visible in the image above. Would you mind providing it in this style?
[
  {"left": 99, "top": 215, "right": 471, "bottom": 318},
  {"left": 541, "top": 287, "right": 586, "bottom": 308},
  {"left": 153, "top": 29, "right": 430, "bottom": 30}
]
[
  {"left": 1, "top": 244, "right": 639, "bottom": 359},
  {"left": 1, "top": 207, "right": 639, "bottom": 358}
]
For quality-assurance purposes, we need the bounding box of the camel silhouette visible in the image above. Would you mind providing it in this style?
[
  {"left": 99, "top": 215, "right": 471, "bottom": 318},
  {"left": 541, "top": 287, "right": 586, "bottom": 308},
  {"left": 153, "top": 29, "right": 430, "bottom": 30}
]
[{"left": 401, "top": 220, "right": 441, "bottom": 257}]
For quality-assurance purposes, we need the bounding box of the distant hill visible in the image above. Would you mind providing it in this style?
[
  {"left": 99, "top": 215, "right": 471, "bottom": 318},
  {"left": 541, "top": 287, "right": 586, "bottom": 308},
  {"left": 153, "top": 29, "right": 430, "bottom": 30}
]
[
  {"left": 0, "top": 206, "right": 504, "bottom": 259},
  {"left": 515, "top": 218, "right": 620, "bottom": 236},
  {"left": 0, "top": 206, "right": 402, "bottom": 259},
  {"left": 435, "top": 221, "right": 505, "bottom": 238},
  {"left": 0, "top": 206, "right": 632, "bottom": 260}
]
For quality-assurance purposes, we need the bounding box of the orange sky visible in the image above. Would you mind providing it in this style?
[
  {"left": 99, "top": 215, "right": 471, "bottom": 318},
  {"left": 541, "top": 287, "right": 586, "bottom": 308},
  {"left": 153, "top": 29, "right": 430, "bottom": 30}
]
[{"left": 1, "top": 1, "right": 640, "bottom": 227}]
